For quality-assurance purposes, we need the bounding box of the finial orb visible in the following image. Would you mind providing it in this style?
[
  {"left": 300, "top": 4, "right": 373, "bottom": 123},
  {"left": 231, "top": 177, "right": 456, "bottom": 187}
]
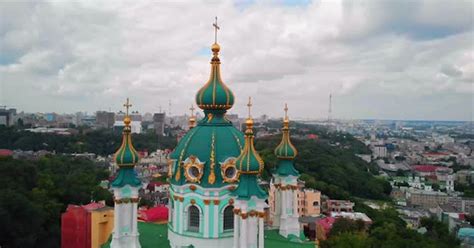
[
  {"left": 245, "top": 117, "right": 254, "bottom": 127},
  {"left": 124, "top": 116, "right": 131, "bottom": 125},
  {"left": 211, "top": 43, "right": 220, "bottom": 53}
]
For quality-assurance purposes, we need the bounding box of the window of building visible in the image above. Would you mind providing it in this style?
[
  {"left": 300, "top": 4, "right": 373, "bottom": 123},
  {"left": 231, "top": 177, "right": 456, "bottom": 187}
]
[
  {"left": 223, "top": 205, "right": 234, "bottom": 230},
  {"left": 313, "top": 201, "right": 319, "bottom": 207},
  {"left": 188, "top": 205, "right": 200, "bottom": 232}
]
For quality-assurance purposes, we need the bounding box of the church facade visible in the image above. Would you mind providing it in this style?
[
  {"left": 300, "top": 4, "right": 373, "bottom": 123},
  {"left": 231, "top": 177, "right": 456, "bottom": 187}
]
[
  {"left": 167, "top": 40, "right": 245, "bottom": 247},
  {"left": 165, "top": 22, "right": 302, "bottom": 246}
]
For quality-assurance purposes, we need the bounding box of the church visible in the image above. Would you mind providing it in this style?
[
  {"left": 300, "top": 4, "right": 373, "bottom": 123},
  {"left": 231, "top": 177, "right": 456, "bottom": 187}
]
[{"left": 107, "top": 20, "right": 313, "bottom": 248}]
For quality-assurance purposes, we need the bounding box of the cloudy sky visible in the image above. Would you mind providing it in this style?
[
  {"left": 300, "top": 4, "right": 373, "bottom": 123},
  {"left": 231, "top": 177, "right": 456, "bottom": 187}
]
[{"left": 0, "top": 0, "right": 472, "bottom": 121}]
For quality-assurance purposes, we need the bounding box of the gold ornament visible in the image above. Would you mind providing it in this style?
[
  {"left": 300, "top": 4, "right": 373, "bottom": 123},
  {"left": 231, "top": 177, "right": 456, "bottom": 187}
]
[
  {"left": 208, "top": 133, "right": 216, "bottom": 184},
  {"left": 184, "top": 156, "right": 204, "bottom": 183},
  {"left": 221, "top": 158, "right": 239, "bottom": 183}
]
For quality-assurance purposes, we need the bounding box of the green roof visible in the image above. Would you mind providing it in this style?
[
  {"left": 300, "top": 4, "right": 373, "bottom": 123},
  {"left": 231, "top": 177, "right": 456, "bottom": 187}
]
[
  {"left": 111, "top": 168, "right": 141, "bottom": 188},
  {"left": 102, "top": 222, "right": 168, "bottom": 248},
  {"left": 275, "top": 159, "right": 299, "bottom": 177},
  {"left": 101, "top": 222, "right": 316, "bottom": 248},
  {"left": 232, "top": 174, "right": 267, "bottom": 200},
  {"left": 170, "top": 115, "right": 244, "bottom": 188}
]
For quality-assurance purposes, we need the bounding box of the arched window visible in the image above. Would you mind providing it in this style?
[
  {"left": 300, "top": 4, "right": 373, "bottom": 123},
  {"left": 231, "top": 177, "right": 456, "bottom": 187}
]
[
  {"left": 188, "top": 205, "right": 200, "bottom": 232},
  {"left": 223, "top": 206, "right": 234, "bottom": 230}
]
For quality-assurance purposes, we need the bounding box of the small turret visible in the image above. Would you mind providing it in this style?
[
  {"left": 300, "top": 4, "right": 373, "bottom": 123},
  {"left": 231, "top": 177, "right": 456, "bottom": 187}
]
[
  {"left": 233, "top": 97, "right": 266, "bottom": 200},
  {"left": 274, "top": 104, "right": 299, "bottom": 177}
]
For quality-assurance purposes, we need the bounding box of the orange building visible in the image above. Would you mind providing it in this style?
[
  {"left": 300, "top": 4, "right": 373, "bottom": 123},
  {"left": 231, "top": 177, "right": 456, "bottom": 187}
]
[
  {"left": 269, "top": 181, "right": 321, "bottom": 226},
  {"left": 61, "top": 202, "right": 114, "bottom": 248},
  {"left": 296, "top": 188, "right": 321, "bottom": 216}
]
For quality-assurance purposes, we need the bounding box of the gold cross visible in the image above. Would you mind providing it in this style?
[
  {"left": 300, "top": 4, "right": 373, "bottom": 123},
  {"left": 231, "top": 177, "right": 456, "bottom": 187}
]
[
  {"left": 247, "top": 96, "right": 252, "bottom": 118},
  {"left": 123, "top": 98, "right": 132, "bottom": 116},
  {"left": 213, "top": 16, "right": 220, "bottom": 44},
  {"left": 189, "top": 104, "right": 195, "bottom": 117},
  {"left": 284, "top": 103, "right": 288, "bottom": 119}
]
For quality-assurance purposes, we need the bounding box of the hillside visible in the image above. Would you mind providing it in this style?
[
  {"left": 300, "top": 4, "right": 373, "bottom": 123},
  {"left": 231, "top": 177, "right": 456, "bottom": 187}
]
[{"left": 256, "top": 123, "right": 391, "bottom": 200}]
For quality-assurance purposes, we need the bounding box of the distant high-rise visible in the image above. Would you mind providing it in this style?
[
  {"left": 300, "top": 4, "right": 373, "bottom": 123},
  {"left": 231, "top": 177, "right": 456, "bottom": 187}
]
[
  {"left": 96, "top": 111, "right": 115, "bottom": 129},
  {"left": 153, "top": 113, "right": 166, "bottom": 136},
  {"left": 226, "top": 114, "right": 241, "bottom": 131},
  {"left": 0, "top": 108, "right": 16, "bottom": 126},
  {"left": 130, "top": 111, "right": 142, "bottom": 122}
]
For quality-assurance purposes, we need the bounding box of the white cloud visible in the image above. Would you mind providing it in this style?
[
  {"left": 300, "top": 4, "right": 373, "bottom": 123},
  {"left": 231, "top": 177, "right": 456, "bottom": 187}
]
[{"left": 0, "top": 0, "right": 472, "bottom": 120}]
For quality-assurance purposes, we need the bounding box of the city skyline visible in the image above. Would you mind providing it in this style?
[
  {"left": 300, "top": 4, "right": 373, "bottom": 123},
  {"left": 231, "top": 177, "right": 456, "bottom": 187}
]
[{"left": 1, "top": 0, "right": 473, "bottom": 121}]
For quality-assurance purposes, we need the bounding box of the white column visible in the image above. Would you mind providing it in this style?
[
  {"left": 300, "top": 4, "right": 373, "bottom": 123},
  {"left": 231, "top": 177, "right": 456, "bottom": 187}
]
[
  {"left": 281, "top": 189, "right": 287, "bottom": 217},
  {"left": 178, "top": 200, "right": 184, "bottom": 233},
  {"left": 204, "top": 204, "right": 209, "bottom": 238},
  {"left": 113, "top": 197, "right": 120, "bottom": 234},
  {"left": 287, "top": 190, "right": 291, "bottom": 215},
  {"left": 275, "top": 189, "right": 280, "bottom": 215},
  {"left": 172, "top": 199, "right": 177, "bottom": 232},
  {"left": 233, "top": 214, "right": 239, "bottom": 248},
  {"left": 133, "top": 202, "right": 138, "bottom": 233},
  {"left": 258, "top": 216, "right": 264, "bottom": 248},
  {"left": 240, "top": 216, "right": 247, "bottom": 248},
  {"left": 168, "top": 199, "right": 172, "bottom": 223},
  {"left": 249, "top": 217, "right": 257, "bottom": 246},
  {"left": 293, "top": 189, "right": 298, "bottom": 216},
  {"left": 213, "top": 203, "right": 219, "bottom": 237}
]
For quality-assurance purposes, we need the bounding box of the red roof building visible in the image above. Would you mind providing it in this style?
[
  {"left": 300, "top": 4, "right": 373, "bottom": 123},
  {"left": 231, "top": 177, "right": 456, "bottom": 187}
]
[
  {"left": 412, "top": 165, "right": 441, "bottom": 173},
  {"left": 0, "top": 149, "right": 13, "bottom": 157},
  {"left": 61, "top": 203, "right": 112, "bottom": 248},
  {"left": 316, "top": 217, "right": 336, "bottom": 240},
  {"left": 139, "top": 206, "right": 169, "bottom": 223}
]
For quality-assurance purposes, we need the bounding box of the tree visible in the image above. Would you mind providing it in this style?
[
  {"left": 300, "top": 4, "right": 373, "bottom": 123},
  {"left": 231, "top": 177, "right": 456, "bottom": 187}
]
[
  {"left": 329, "top": 218, "right": 365, "bottom": 237},
  {"left": 0, "top": 156, "right": 111, "bottom": 247},
  {"left": 321, "top": 232, "right": 370, "bottom": 248}
]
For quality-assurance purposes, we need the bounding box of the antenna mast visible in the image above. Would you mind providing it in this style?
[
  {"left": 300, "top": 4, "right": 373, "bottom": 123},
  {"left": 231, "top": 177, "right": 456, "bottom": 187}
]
[{"left": 328, "top": 93, "right": 332, "bottom": 123}]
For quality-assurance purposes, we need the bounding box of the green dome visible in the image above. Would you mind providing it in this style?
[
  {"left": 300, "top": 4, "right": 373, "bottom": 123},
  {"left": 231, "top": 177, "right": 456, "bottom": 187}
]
[
  {"left": 274, "top": 116, "right": 299, "bottom": 177},
  {"left": 112, "top": 115, "right": 141, "bottom": 188},
  {"left": 170, "top": 113, "right": 244, "bottom": 188},
  {"left": 195, "top": 43, "right": 235, "bottom": 111},
  {"left": 114, "top": 125, "right": 139, "bottom": 166},
  {"left": 274, "top": 119, "right": 298, "bottom": 159},
  {"left": 232, "top": 118, "right": 267, "bottom": 200},
  {"left": 235, "top": 119, "right": 264, "bottom": 174}
]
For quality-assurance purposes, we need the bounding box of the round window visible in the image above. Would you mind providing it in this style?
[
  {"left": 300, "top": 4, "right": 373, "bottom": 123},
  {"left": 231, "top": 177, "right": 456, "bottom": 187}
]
[
  {"left": 189, "top": 166, "right": 200, "bottom": 178},
  {"left": 225, "top": 167, "right": 236, "bottom": 179}
]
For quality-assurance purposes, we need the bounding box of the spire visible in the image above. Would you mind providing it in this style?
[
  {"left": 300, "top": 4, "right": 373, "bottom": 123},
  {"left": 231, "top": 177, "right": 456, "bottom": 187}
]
[
  {"left": 235, "top": 97, "right": 262, "bottom": 173},
  {"left": 275, "top": 103, "right": 298, "bottom": 159},
  {"left": 196, "top": 17, "right": 235, "bottom": 112},
  {"left": 188, "top": 104, "right": 196, "bottom": 129},
  {"left": 233, "top": 97, "right": 266, "bottom": 200},
  {"left": 274, "top": 103, "right": 299, "bottom": 177},
  {"left": 114, "top": 98, "right": 140, "bottom": 166},
  {"left": 112, "top": 98, "right": 141, "bottom": 188}
]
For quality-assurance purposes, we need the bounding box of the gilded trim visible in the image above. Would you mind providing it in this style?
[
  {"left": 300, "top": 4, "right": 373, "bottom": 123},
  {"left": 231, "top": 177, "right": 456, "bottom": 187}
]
[
  {"left": 208, "top": 132, "right": 216, "bottom": 184},
  {"left": 220, "top": 157, "right": 239, "bottom": 183},
  {"left": 183, "top": 156, "right": 204, "bottom": 183}
]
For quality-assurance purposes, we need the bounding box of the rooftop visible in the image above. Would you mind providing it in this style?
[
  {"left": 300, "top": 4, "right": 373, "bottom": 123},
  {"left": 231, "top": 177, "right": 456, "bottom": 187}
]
[{"left": 101, "top": 222, "right": 316, "bottom": 248}]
